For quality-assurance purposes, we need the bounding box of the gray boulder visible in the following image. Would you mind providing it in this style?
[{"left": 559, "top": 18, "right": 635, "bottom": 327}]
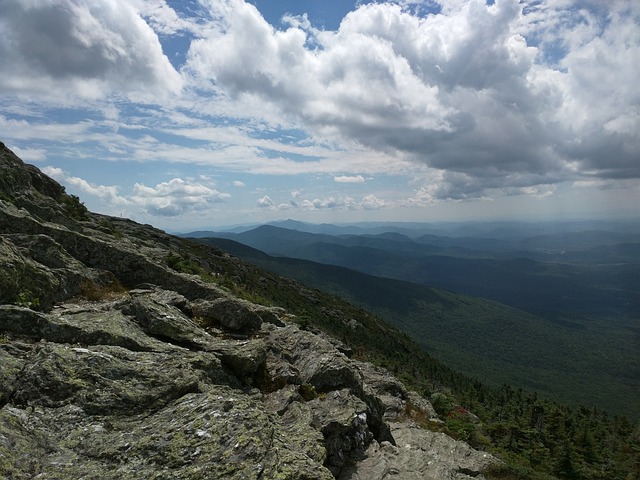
[
  {"left": 339, "top": 422, "right": 496, "bottom": 480},
  {"left": 1, "top": 389, "right": 335, "bottom": 480}
]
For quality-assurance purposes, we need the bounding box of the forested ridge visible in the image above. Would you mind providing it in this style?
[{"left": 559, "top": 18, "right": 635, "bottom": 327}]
[
  {"left": 179, "top": 240, "right": 640, "bottom": 479},
  {"left": 197, "top": 235, "right": 639, "bottom": 416}
]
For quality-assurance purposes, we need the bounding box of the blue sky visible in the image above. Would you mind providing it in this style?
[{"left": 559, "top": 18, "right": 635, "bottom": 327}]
[{"left": 0, "top": 0, "right": 638, "bottom": 231}]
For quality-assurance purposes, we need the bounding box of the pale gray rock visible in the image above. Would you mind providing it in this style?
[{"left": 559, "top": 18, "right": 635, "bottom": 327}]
[
  {"left": 406, "top": 390, "right": 439, "bottom": 420},
  {"left": 264, "top": 325, "right": 401, "bottom": 446},
  {"left": 263, "top": 384, "right": 302, "bottom": 415},
  {"left": 208, "top": 337, "right": 268, "bottom": 379},
  {"left": 307, "top": 389, "right": 374, "bottom": 474},
  {"left": 267, "top": 324, "right": 364, "bottom": 393},
  {"left": 119, "top": 292, "right": 209, "bottom": 349},
  {"left": 339, "top": 422, "right": 496, "bottom": 480},
  {"left": 192, "top": 297, "right": 265, "bottom": 333},
  {"left": 0, "top": 142, "right": 499, "bottom": 479},
  {"left": 0, "top": 343, "right": 28, "bottom": 406},
  {"left": 0, "top": 304, "right": 161, "bottom": 352},
  {"left": 279, "top": 399, "right": 329, "bottom": 465},
  {"left": 1, "top": 390, "right": 335, "bottom": 480},
  {"left": 0, "top": 235, "right": 81, "bottom": 310},
  {"left": 263, "top": 349, "right": 303, "bottom": 388},
  {"left": 9, "top": 343, "right": 229, "bottom": 415}
]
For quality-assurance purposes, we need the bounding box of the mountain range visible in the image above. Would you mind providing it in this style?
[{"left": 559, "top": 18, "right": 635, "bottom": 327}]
[
  {"left": 186, "top": 221, "right": 640, "bottom": 420},
  {"left": 186, "top": 220, "right": 640, "bottom": 320}
]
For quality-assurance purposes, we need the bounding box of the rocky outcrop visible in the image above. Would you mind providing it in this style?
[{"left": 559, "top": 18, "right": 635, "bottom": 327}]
[
  {"left": 339, "top": 422, "right": 495, "bottom": 480},
  {"left": 0, "top": 142, "right": 498, "bottom": 478}
]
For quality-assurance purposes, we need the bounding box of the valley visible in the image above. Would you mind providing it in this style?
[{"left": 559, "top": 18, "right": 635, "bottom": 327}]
[{"left": 189, "top": 221, "right": 640, "bottom": 420}]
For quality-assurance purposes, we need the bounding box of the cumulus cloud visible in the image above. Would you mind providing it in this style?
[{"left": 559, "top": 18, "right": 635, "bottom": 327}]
[
  {"left": 262, "top": 190, "right": 386, "bottom": 211},
  {"left": 0, "top": 0, "right": 182, "bottom": 99},
  {"left": 0, "top": 115, "right": 93, "bottom": 142},
  {"left": 257, "top": 195, "right": 275, "bottom": 208},
  {"left": 334, "top": 175, "right": 365, "bottom": 183},
  {"left": 184, "top": 0, "right": 640, "bottom": 199},
  {"left": 2, "top": 0, "right": 637, "bottom": 223},
  {"left": 295, "top": 194, "right": 385, "bottom": 211},
  {"left": 553, "top": 4, "right": 640, "bottom": 179},
  {"left": 44, "top": 166, "right": 231, "bottom": 218},
  {"left": 131, "top": 178, "right": 230, "bottom": 217},
  {"left": 10, "top": 146, "right": 47, "bottom": 163},
  {"left": 43, "top": 166, "right": 126, "bottom": 205},
  {"left": 134, "top": 0, "right": 194, "bottom": 35},
  {"left": 300, "top": 197, "right": 357, "bottom": 210},
  {"left": 361, "top": 194, "right": 386, "bottom": 210}
]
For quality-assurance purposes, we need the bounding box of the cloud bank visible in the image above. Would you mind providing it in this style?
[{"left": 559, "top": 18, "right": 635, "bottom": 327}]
[
  {"left": 44, "top": 166, "right": 230, "bottom": 218},
  {"left": 185, "top": 0, "right": 640, "bottom": 198},
  {"left": 1, "top": 0, "right": 638, "bottom": 224}
]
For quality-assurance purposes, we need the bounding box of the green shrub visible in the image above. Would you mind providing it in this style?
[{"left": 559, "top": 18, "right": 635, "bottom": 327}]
[
  {"left": 59, "top": 190, "right": 89, "bottom": 220},
  {"left": 13, "top": 291, "right": 40, "bottom": 310},
  {"left": 0, "top": 190, "right": 13, "bottom": 204},
  {"left": 446, "top": 416, "right": 476, "bottom": 442},
  {"left": 165, "top": 252, "right": 204, "bottom": 275},
  {"left": 97, "top": 219, "right": 123, "bottom": 238},
  {"left": 430, "top": 392, "right": 454, "bottom": 417},
  {"left": 299, "top": 384, "right": 318, "bottom": 401}
]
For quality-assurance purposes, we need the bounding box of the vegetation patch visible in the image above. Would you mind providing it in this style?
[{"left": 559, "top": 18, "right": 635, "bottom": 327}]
[
  {"left": 12, "top": 291, "right": 41, "bottom": 310},
  {"left": 97, "top": 218, "right": 123, "bottom": 238},
  {"left": 79, "top": 278, "right": 128, "bottom": 302},
  {"left": 482, "top": 462, "right": 557, "bottom": 480},
  {"left": 0, "top": 190, "right": 12, "bottom": 204},
  {"left": 299, "top": 384, "right": 318, "bottom": 401},
  {"left": 58, "top": 189, "right": 89, "bottom": 220},
  {"left": 166, "top": 252, "right": 205, "bottom": 276}
]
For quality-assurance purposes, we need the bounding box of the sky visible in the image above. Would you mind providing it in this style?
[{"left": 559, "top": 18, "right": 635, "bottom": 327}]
[{"left": 0, "top": 0, "right": 638, "bottom": 231}]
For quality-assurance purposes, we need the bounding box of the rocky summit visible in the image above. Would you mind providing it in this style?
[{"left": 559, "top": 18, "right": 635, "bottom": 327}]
[{"left": 0, "top": 142, "right": 497, "bottom": 479}]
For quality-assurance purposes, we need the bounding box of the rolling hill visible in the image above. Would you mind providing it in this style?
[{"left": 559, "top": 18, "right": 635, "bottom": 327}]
[
  {"left": 194, "top": 224, "right": 640, "bottom": 320},
  {"left": 195, "top": 235, "right": 640, "bottom": 420}
]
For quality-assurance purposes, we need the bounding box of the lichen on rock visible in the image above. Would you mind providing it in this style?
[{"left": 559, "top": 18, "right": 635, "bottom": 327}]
[{"left": 0, "top": 142, "right": 498, "bottom": 479}]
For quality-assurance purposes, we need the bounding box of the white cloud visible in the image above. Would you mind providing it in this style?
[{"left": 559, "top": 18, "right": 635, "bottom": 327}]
[
  {"left": 0, "top": 115, "right": 93, "bottom": 142},
  {"left": 41, "top": 166, "right": 65, "bottom": 179},
  {"left": 0, "top": 0, "right": 182, "bottom": 99},
  {"left": 517, "top": 185, "right": 556, "bottom": 199},
  {"left": 161, "top": 123, "right": 348, "bottom": 164},
  {"left": 134, "top": 0, "right": 194, "bottom": 35},
  {"left": 131, "top": 178, "right": 230, "bottom": 217},
  {"left": 10, "top": 146, "right": 47, "bottom": 162},
  {"left": 43, "top": 166, "right": 126, "bottom": 205},
  {"left": 183, "top": 0, "right": 640, "bottom": 199},
  {"left": 334, "top": 175, "right": 365, "bottom": 184},
  {"left": 2, "top": 0, "right": 638, "bottom": 223},
  {"left": 43, "top": 166, "right": 230, "bottom": 218},
  {"left": 361, "top": 194, "right": 386, "bottom": 210},
  {"left": 294, "top": 194, "right": 385, "bottom": 211},
  {"left": 257, "top": 195, "right": 275, "bottom": 208},
  {"left": 551, "top": 3, "right": 640, "bottom": 179},
  {"left": 66, "top": 176, "right": 123, "bottom": 202}
]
